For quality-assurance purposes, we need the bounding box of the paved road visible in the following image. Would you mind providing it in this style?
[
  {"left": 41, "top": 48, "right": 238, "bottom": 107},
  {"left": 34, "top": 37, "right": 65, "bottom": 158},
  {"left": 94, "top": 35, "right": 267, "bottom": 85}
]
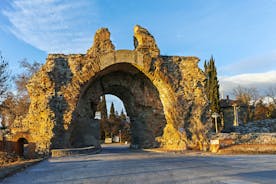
[{"left": 1, "top": 144, "right": 276, "bottom": 184}]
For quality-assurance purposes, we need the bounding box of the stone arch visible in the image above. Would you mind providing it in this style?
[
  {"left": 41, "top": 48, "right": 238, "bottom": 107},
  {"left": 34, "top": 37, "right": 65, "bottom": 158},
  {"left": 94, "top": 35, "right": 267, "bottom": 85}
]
[
  {"left": 69, "top": 62, "right": 167, "bottom": 148},
  {"left": 15, "top": 25, "right": 211, "bottom": 156}
]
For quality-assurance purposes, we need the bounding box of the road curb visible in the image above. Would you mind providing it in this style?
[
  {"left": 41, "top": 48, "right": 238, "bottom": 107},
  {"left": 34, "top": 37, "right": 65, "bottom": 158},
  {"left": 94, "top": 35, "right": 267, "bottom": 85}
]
[
  {"left": 51, "top": 147, "right": 102, "bottom": 157},
  {"left": 142, "top": 148, "right": 213, "bottom": 156}
]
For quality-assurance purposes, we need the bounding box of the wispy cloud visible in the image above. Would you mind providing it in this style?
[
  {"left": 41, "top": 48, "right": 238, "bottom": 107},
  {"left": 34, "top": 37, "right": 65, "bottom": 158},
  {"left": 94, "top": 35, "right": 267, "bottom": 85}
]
[
  {"left": 219, "top": 70, "right": 276, "bottom": 96},
  {"left": 220, "top": 50, "right": 276, "bottom": 75},
  {"left": 1, "top": 0, "right": 99, "bottom": 53}
]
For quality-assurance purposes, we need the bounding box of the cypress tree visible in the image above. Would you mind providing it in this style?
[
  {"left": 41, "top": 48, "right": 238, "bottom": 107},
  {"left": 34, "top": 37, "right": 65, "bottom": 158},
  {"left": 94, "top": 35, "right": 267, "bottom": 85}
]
[
  {"left": 109, "top": 102, "right": 116, "bottom": 120},
  {"left": 204, "top": 60, "right": 209, "bottom": 100},
  {"left": 97, "top": 95, "right": 108, "bottom": 120},
  {"left": 101, "top": 95, "right": 108, "bottom": 119},
  {"left": 204, "top": 60, "right": 208, "bottom": 74},
  {"left": 120, "top": 109, "right": 126, "bottom": 120},
  {"left": 205, "top": 56, "right": 220, "bottom": 113}
]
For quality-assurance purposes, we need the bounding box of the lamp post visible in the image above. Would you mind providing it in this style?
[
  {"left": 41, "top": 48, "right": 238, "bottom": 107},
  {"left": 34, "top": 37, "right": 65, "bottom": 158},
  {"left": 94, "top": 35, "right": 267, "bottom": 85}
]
[{"left": 211, "top": 112, "right": 220, "bottom": 133}]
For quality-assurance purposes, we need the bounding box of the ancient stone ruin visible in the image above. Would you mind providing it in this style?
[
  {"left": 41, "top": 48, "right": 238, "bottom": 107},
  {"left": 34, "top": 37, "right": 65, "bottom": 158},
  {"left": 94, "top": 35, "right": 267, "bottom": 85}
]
[{"left": 8, "top": 25, "right": 211, "bottom": 156}]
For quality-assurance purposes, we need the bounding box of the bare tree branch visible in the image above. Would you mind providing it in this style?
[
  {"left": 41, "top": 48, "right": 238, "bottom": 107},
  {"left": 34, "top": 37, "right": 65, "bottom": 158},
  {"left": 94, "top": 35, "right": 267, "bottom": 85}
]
[
  {"left": 266, "top": 86, "right": 276, "bottom": 105},
  {"left": 0, "top": 52, "right": 9, "bottom": 99}
]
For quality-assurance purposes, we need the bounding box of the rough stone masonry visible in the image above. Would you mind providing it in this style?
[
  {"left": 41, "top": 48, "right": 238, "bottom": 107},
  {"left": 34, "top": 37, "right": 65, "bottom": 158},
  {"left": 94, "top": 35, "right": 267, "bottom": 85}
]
[{"left": 10, "top": 25, "right": 211, "bottom": 156}]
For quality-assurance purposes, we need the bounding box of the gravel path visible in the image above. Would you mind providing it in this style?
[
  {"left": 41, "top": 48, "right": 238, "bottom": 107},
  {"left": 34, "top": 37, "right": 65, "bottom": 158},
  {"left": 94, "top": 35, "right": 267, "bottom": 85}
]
[{"left": 1, "top": 144, "right": 276, "bottom": 184}]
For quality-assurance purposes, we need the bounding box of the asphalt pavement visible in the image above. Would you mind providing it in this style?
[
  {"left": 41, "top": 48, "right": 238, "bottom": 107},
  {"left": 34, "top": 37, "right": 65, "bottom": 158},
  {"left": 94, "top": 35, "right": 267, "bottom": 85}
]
[{"left": 1, "top": 144, "right": 276, "bottom": 184}]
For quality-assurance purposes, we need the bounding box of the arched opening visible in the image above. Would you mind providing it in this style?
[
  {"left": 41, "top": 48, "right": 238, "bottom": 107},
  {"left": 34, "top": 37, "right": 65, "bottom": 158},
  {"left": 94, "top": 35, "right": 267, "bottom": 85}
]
[
  {"left": 69, "top": 63, "right": 167, "bottom": 149},
  {"left": 96, "top": 94, "right": 130, "bottom": 145},
  {"left": 17, "top": 138, "right": 28, "bottom": 157}
]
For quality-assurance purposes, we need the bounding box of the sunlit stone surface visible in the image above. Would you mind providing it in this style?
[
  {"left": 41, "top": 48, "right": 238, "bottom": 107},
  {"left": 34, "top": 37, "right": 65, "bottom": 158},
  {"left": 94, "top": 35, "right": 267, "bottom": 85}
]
[{"left": 9, "top": 25, "right": 211, "bottom": 156}]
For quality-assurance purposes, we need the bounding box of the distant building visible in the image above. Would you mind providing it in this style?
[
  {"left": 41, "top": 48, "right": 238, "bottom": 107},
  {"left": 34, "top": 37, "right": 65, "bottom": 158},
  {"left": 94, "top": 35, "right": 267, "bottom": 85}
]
[{"left": 220, "top": 95, "right": 248, "bottom": 130}]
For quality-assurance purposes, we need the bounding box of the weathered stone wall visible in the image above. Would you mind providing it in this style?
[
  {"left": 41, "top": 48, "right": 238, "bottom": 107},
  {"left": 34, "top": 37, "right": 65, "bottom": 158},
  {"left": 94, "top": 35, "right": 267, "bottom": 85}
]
[
  {"left": 210, "top": 119, "right": 276, "bottom": 153},
  {"left": 212, "top": 132, "right": 276, "bottom": 145},
  {"left": 10, "top": 25, "right": 211, "bottom": 155}
]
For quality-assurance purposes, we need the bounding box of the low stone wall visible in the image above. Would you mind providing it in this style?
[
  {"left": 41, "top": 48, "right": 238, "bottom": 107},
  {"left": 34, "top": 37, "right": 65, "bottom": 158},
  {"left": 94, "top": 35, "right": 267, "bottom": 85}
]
[
  {"left": 210, "top": 133, "right": 276, "bottom": 153},
  {"left": 51, "top": 146, "right": 101, "bottom": 157},
  {"left": 213, "top": 133, "right": 276, "bottom": 144}
]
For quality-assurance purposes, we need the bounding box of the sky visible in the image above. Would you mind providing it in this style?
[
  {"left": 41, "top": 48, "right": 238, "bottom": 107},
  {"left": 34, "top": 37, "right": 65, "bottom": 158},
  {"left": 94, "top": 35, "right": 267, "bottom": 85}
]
[{"left": 0, "top": 0, "right": 276, "bottom": 112}]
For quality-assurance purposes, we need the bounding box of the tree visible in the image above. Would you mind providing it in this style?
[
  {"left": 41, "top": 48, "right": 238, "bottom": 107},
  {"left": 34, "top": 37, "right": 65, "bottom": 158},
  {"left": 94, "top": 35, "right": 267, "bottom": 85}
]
[
  {"left": 254, "top": 99, "right": 270, "bottom": 120},
  {"left": 0, "top": 53, "right": 9, "bottom": 101},
  {"left": 120, "top": 109, "right": 126, "bottom": 120},
  {"left": 100, "top": 101, "right": 131, "bottom": 142},
  {"left": 266, "top": 87, "right": 276, "bottom": 105},
  {"left": 268, "top": 103, "right": 276, "bottom": 119},
  {"left": 97, "top": 95, "right": 108, "bottom": 120},
  {"left": 109, "top": 102, "right": 116, "bottom": 120},
  {"left": 13, "top": 60, "right": 42, "bottom": 115},
  {"left": 98, "top": 95, "right": 109, "bottom": 139},
  {"left": 265, "top": 87, "right": 276, "bottom": 119},
  {"left": 0, "top": 93, "right": 16, "bottom": 127},
  {"left": 232, "top": 86, "right": 259, "bottom": 105},
  {"left": 100, "top": 102, "right": 116, "bottom": 138},
  {"left": 0, "top": 60, "right": 41, "bottom": 128},
  {"left": 204, "top": 56, "right": 220, "bottom": 113},
  {"left": 232, "top": 86, "right": 259, "bottom": 122},
  {"left": 14, "top": 59, "right": 41, "bottom": 96},
  {"left": 0, "top": 52, "right": 9, "bottom": 129}
]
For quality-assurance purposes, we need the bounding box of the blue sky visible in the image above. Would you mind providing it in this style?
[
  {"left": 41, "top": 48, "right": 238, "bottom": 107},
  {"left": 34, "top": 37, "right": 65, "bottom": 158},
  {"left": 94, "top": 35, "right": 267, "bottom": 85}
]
[{"left": 0, "top": 0, "right": 276, "bottom": 111}]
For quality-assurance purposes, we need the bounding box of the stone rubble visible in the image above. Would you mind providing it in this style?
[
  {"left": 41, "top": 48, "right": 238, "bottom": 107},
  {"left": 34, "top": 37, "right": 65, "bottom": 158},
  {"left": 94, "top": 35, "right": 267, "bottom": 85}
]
[{"left": 233, "top": 118, "right": 276, "bottom": 133}]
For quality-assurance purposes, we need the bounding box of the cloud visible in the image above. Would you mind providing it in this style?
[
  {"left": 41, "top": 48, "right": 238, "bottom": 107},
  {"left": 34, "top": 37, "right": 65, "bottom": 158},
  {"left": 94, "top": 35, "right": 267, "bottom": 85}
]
[
  {"left": 220, "top": 50, "right": 276, "bottom": 75},
  {"left": 1, "top": 0, "right": 99, "bottom": 53},
  {"left": 219, "top": 70, "right": 276, "bottom": 97}
]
